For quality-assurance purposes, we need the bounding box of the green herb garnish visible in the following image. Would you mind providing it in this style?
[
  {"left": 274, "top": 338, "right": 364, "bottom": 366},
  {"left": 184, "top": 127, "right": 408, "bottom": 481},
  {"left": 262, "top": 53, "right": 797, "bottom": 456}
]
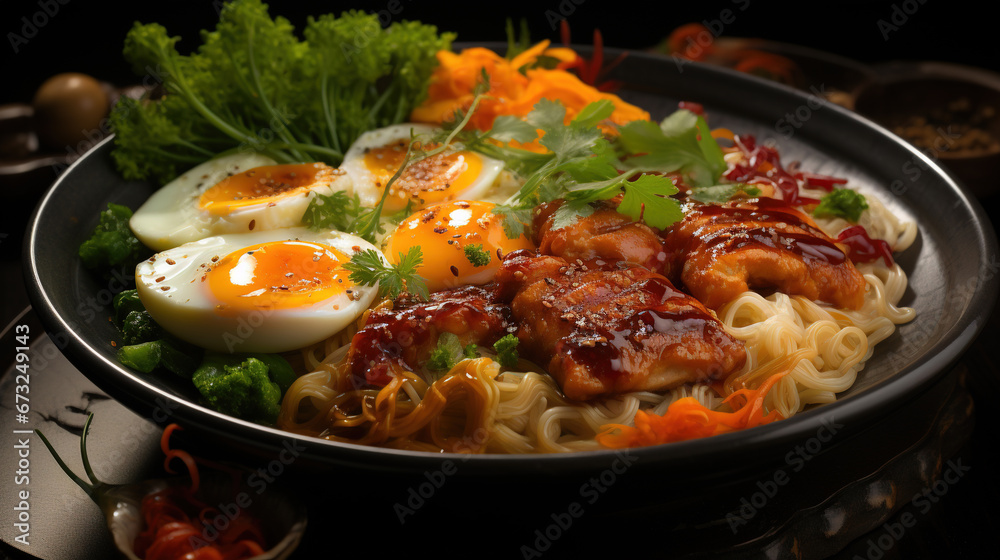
[
  {"left": 813, "top": 188, "right": 868, "bottom": 222},
  {"left": 427, "top": 332, "right": 479, "bottom": 373},
  {"left": 343, "top": 246, "right": 429, "bottom": 301},
  {"left": 110, "top": 0, "right": 453, "bottom": 183},
  {"left": 493, "top": 334, "right": 520, "bottom": 368},
  {"left": 464, "top": 244, "right": 491, "bottom": 267}
]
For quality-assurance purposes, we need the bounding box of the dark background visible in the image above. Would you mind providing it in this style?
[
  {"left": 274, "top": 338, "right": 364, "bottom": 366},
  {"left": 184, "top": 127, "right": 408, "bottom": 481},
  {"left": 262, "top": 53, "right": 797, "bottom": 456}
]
[
  {"left": 1, "top": 0, "right": 997, "bottom": 104},
  {"left": 3, "top": 1, "right": 999, "bottom": 559}
]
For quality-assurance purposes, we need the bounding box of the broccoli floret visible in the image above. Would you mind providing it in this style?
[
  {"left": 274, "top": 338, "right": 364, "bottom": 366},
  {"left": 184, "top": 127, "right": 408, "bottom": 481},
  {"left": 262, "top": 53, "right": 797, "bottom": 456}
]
[
  {"left": 117, "top": 337, "right": 201, "bottom": 377},
  {"left": 117, "top": 341, "right": 162, "bottom": 373},
  {"left": 493, "top": 334, "right": 520, "bottom": 368},
  {"left": 191, "top": 353, "right": 295, "bottom": 424},
  {"left": 119, "top": 310, "right": 162, "bottom": 345},
  {"left": 113, "top": 289, "right": 145, "bottom": 323},
  {"left": 113, "top": 289, "right": 202, "bottom": 376},
  {"left": 113, "top": 290, "right": 162, "bottom": 345},
  {"left": 78, "top": 203, "right": 144, "bottom": 270}
]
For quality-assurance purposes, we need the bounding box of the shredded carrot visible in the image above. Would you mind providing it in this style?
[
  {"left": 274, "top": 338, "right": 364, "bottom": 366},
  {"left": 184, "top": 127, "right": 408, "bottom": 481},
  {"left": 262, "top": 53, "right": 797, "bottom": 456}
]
[
  {"left": 711, "top": 128, "right": 735, "bottom": 142},
  {"left": 410, "top": 40, "right": 649, "bottom": 144},
  {"left": 597, "top": 366, "right": 793, "bottom": 449},
  {"left": 135, "top": 425, "right": 269, "bottom": 560},
  {"left": 161, "top": 424, "right": 199, "bottom": 495}
]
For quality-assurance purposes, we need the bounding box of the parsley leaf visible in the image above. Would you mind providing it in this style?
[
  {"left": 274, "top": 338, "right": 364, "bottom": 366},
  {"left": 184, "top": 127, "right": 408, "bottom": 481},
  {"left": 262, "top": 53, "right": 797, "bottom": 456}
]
[
  {"left": 464, "top": 244, "right": 492, "bottom": 267},
  {"left": 427, "top": 332, "right": 479, "bottom": 373},
  {"left": 493, "top": 334, "right": 520, "bottom": 368},
  {"left": 342, "top": 246, "right": 429, "bottom": 301},
  {"left": 491, "top": 203, "right": 534, "bottom": 239},
  {"left": 618, "top": 175, "right": 683, "bottom": 229},
  {"left": 813, "top": 189, "right": 869, "bottom": 222},
  {"left": 301, "top": 191, "right": 362, "bottom": 231},
  {"left": 618, "top": 109, "right": 726, "bottom": 188}
]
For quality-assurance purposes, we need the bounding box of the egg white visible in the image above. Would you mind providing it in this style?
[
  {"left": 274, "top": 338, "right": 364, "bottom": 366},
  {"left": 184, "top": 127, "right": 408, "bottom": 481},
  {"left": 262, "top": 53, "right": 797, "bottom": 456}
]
[
  {"left": 340, "top": 123, "right": 504, "bottom": 209},
  {"left": 130, "top": 153, "right": 351, "bottom": 251},
  {"left": 135, "top": 227, "right": 381, "bottom": 354}
]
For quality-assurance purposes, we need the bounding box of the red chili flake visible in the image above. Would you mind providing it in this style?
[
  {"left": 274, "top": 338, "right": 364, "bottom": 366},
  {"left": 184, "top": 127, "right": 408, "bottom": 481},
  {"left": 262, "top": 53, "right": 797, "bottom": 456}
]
[
  {"left": 450, "top": 265, "right": 460, "bottom": 276},
  {"left": 678, "top": 101, "right": 704, "bottom": 115},
  {"left": 249, "top": 219, "right": 256, "bottom": 230},
  {"left": 165, "top": 258, "right": 176, "bottom": 265}
]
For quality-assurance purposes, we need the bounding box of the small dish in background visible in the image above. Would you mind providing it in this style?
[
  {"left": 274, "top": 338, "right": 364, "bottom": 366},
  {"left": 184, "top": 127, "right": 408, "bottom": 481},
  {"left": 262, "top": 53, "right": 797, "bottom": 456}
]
[
  {"left": 854, "top": 61, "right": 1000, "bottom": 198},
  {"left": 650, "top": 25, "right": 876, "bottom": 110}
]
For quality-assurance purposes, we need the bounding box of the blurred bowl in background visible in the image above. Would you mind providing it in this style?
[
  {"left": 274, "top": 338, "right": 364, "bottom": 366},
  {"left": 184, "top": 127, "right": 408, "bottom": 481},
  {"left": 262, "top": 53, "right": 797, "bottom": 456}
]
[{"left": 854, "top": 61, "right": 1000, "bottom": 198}]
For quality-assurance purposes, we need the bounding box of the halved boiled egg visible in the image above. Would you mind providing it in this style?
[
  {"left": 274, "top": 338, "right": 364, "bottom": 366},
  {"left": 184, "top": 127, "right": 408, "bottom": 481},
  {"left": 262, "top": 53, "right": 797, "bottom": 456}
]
[
  {"left": 136, "top": 227, "right": 380, "bottom": 353},
  {"left": 382, "top": 200, "right": 535, "bottom": 292},
  {"left": 340, "top": 123, "right": 504, "bottom": 213},
  {"left": 130, "top": 152, "right": 351, "bottom": 251}
]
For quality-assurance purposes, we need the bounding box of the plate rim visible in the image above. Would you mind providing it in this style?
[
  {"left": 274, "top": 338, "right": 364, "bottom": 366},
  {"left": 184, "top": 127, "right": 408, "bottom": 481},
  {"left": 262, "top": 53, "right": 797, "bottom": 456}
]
[{"left": 22, "top": 47, "right": 1000, "bottom": 474}]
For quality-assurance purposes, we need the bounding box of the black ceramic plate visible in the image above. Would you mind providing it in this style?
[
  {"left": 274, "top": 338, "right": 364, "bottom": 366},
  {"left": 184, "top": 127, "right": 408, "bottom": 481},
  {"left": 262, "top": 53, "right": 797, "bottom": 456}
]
[{"left": 23, "top": 47, "right": 999, "bottom": 482}]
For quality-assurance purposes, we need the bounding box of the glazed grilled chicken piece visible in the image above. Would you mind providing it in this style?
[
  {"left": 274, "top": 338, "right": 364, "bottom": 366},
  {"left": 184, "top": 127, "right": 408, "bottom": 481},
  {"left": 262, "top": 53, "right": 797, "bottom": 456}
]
[
  {"left": 536, "top": 197, "right": 867, "bottom": 310},
  {"left": 346, "top": 285, "right": 514, "bottom": 387},
  {"left": 496, "top": 251, "right": 746, "bottom": 401},
  {"left": 661, "top": 198, "right": 868, "bottom": 310},
  {"left": 534, "top": 200, "right": 669, "bottom": 271}
]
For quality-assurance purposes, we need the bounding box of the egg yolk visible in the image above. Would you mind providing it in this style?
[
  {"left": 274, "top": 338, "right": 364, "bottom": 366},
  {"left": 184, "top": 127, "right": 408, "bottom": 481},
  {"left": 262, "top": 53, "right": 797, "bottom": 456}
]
[
  {"left": 363, "top": 140, "right": 486, "bottom": 213},
  {"left": 383, "top": 200, "right": 535, "bottom": 292},
  {"left": 198, "top": 163, "right": 339, "bottom": 216},
  {"left": 207, "top": 240, "right": 354, "bottom": 312}
]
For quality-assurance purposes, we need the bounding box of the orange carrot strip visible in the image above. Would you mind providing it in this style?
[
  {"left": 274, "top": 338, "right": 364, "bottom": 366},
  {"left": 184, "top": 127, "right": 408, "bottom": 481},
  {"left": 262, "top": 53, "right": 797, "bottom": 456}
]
[{"left": 597, "top": 369, "right": 791, "bottom": 449}]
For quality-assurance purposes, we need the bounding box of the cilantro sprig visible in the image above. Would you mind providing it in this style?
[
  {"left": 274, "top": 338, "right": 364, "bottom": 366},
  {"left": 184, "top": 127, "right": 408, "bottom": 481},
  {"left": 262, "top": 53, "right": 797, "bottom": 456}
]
[
  {"left": 451, "top": 100, "right": 728, "bottom": 237},
  {"left": 427, "top": 333, "right": 479, "bottom": 373},
  {"left": 342, "top": 246, "right": 429, "bottom": 301}
]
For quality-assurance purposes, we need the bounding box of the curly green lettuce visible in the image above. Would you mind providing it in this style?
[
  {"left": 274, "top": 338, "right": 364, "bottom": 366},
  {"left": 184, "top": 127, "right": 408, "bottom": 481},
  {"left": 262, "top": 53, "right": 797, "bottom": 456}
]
[{"left": 110, "top": 0, "right": 454, "bottom": 184}]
